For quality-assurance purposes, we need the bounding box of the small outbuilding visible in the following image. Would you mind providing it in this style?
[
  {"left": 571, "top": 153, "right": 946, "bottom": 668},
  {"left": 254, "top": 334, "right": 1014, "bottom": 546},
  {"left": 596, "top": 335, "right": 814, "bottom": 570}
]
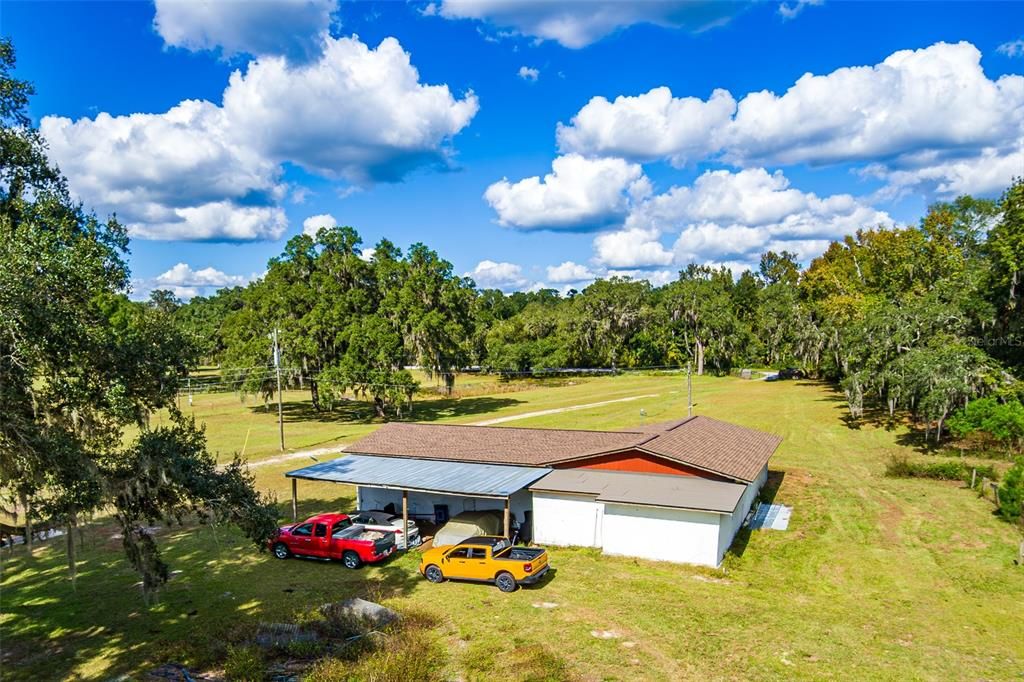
[{"left": 286, "top": 414, "right": 781, "bottom": 567}]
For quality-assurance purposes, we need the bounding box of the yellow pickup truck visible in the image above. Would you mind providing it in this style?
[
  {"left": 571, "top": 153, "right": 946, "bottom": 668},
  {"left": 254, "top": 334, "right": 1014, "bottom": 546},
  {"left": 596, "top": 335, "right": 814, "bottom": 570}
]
[{"left": 419, "top": 536, "right": 549, "bottom": 592}]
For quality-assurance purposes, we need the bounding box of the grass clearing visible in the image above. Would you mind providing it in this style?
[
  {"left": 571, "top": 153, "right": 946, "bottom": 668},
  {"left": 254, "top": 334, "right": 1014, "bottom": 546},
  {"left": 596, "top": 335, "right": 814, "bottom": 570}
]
[
  {"left": 3, "top": 375, "right": 1023, "bottom": 680},
  {"left": 166, "top": 371, "right": 695, "bottom": 465}
]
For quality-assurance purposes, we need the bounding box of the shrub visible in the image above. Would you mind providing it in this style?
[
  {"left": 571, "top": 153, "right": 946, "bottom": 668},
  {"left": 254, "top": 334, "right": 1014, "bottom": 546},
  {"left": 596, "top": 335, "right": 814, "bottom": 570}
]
[
  {"left": 223, "top": 644, "right": 263, "bottom": 681},
  {"left": 885, "top": 455, "right": 998, "bottom": 483},
  {"left": 997, "top": 458, "right": 1024, "bottom": 524},
  {"left": 948, "top": 397, "right": 1024, "bottom": 453}
]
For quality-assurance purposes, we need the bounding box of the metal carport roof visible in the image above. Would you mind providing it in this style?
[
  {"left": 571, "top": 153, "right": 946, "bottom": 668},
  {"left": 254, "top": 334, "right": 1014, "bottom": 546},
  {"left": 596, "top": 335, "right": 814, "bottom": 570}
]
[{"left": 286, "top": 454, "right": 550, "bottom": 499}]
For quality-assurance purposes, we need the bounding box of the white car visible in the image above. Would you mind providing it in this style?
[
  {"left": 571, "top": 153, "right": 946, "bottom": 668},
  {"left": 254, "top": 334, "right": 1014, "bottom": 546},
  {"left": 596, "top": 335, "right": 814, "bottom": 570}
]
[{"left": 348, "top": 510, "right": 422, "bottom": 549}]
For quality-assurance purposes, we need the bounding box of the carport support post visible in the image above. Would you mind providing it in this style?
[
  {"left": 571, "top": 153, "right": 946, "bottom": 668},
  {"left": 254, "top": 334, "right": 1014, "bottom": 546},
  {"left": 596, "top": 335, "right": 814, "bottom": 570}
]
[
  {"left": 291, "top": 478, "right": 298, "bottom": 521},
  {"left": 402, "top": 491, "right": 409, "bottom": 550},
  {"left": 503, "top": 498, "right": 510, "bottom": 540}
]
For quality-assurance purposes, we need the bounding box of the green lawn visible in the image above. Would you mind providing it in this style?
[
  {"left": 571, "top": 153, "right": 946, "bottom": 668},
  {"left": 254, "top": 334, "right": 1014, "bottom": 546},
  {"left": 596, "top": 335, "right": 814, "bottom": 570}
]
[
  {"left": 173, "top": 371, "right": 697, "bottom": 465},
  {"left": 3, "top": 375, "right": 1023, "bottom": 680}
]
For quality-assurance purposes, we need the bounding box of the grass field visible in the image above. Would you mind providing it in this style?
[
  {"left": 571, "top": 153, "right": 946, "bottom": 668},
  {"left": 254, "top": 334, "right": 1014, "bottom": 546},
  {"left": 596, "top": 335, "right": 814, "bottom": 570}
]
[
  {"left": 3, "top": 374, "right": 1023, "bottom": 680},
  {"left": 172, "top": 371, "right": 698, "bottom": 465}
]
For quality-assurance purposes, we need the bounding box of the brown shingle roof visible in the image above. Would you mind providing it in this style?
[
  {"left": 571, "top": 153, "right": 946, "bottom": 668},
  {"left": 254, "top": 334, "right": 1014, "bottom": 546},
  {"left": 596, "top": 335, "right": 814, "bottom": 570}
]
[
  {"left": 344, "top": 415, "right": 780, "bottom": 483},
  {"left": 638, "top": 416, "right": 781, "bottom": 483},
  {"left": 344, "top": 422, "right": 647, "bottom": 466},
  {"left": 632, "top": 417, "right": 693, "bottom": 433}
]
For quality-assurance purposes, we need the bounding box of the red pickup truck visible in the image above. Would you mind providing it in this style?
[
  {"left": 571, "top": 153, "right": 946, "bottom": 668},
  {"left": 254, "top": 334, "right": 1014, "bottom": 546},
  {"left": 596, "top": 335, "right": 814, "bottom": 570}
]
[{"left": 269, "top": 513, "right": 396, "bottom": 569}]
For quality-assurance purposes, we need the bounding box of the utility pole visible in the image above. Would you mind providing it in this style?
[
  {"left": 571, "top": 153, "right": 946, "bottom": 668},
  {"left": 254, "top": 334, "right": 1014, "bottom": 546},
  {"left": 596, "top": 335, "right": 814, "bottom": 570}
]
[
  {"left": 273, "top": 328, "right": 285, "bottom": 451},
  {"left": 687, "top": 362, "right": 693, "bottom": 418}
]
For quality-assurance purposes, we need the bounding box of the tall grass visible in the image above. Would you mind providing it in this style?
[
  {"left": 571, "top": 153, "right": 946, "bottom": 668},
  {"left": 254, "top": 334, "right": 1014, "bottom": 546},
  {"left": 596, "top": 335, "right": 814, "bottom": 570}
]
[{"left": 885, "top": 454, "right": 999, "bottom": 482}]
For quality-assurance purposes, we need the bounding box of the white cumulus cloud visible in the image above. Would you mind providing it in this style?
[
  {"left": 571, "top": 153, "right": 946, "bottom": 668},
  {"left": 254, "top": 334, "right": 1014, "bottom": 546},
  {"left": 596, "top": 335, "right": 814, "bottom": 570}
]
[
  {"left": 546, "top": 261, "right": 595, "bottom": 283},
  {"left": 605, "top": 269, "right": 677, "bottom": 287},
  {"left": 778, "top": 0, "right": 822, "bottom": 20},
  {"left": 864, "top": 142, "right": 1024, "bottom": 198},
  {"left": 594, "top": 168, "right": 891, "bottom": 269},
  {"left": 518, "top": 66, "right": 539, "bottom": 81},
  {"left": 484, "top": 154, "right": 650, "bottom": 231},
  {"left": 40, "top": 100, "right": 287, "bottom": 241},
  {"left": 302, "top": 213, "right": 337, "bottom": 237},
  {"left": 594, "top": 227, "right": 674, "bottom": 268},
  {"left": 997, "top": 38, "right": 1024, "bottom": 58},
  {"left": 557, "top": 87, "right": 736, "bottom": 165},
  {"left": 437, "top": 0, "right": 746, "bottom": 48},
  {"left": 557, "top": 42, "right": 1024, "bottom": 197},
  {"left": 41, "top": 35, "right": 478, "bottom": 241},
  {"left": 222, "top": 36, "right": 479, "bottom": 183},
  {"left": 153, "top": 0, "right": 336, "bottom": 62},
  {"left": 723, "top": 42, "right": 1024, "bottom": 172},
  {"left": 466, "top": 260, "right": 530, "bottom": 291},
  {"left": 150, "top": 262, "right": 251, "bottom": 299}
]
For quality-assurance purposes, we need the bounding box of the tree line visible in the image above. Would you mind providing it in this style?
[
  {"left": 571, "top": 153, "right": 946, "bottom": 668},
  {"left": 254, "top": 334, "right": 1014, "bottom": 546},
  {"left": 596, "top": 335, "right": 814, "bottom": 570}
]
[{"left": 174, "top": 182, "right": 1024, "bottom": 450}]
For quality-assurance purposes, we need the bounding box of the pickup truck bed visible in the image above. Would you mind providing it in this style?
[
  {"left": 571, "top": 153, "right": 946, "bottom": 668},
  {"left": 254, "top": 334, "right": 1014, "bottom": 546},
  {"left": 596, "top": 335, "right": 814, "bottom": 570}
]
[
  {"left": 497, "top": 547, "right": 545, "bottom": 562},
  {"left": 269, "top": 513, "right": 396, "bottom": 568}
]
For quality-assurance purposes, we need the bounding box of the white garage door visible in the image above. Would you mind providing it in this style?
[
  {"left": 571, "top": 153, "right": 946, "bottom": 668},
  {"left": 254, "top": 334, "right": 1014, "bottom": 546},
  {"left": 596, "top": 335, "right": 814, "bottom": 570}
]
[
  {"left": 532, "top": 492, "right": 603, "bottom": 547},
  {"left": 602, "top": 503, "right": 722, "bottom": 567}
]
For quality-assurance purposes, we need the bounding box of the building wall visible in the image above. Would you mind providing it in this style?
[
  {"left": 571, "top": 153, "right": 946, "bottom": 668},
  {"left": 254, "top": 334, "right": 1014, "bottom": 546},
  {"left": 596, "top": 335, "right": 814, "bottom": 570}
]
[
  {"left": 602, "top": 503, "right": 722, "bottom": 566},
  {"left": 554, "top": 450, "right": 730, "bottom": 480},
  {"left": 533, "top": 491, "right": 726, "bottom": 567},
  {"left": 716, "top": 464, "right": 768, "bottom": 563},
  {"left": 532, "top": 492, "right": 604, "bottom": 547}
]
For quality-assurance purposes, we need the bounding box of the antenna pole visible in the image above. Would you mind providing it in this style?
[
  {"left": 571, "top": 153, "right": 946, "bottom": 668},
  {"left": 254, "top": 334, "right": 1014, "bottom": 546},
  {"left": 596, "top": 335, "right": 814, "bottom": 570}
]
[
  {"left": 687, "top": 362, "right": 693, "bottom": 418},
  {"left": 274, "top": 328, "right": 285, "bottom": 451}
]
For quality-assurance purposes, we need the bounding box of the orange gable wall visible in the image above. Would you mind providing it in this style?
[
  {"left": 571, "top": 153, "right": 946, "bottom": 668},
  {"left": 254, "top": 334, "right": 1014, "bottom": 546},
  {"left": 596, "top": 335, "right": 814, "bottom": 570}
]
[{"left": 553, "top": 450, "right": 730, "bottom": 482}]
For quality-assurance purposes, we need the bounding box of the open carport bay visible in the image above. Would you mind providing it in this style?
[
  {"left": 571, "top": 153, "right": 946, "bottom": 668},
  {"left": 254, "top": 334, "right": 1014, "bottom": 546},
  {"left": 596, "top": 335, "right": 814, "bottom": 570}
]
[
  {"left": 286, "top": 454, "right": 549, "bottom": 540},
  {"left": 356, "top": 486, "right": 535, "bottom": 533}
]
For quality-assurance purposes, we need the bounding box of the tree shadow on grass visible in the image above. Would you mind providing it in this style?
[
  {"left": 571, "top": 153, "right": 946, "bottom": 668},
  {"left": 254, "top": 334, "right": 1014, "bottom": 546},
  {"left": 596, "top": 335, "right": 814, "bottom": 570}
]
[
  {"left": 726, "top": 469, "right": 786, "bottom": 561},
  {"left": 252, "top": 395, "right": 525, "bottom": 425},
  {"left": 809, "top": 380, "right": 906, "bottom": 432},
  {"left": 892, "top": 428, "right": 957, "bottom": 456},
  {"left": 0, "top": 495, "right": 430, "bottom": 681}
]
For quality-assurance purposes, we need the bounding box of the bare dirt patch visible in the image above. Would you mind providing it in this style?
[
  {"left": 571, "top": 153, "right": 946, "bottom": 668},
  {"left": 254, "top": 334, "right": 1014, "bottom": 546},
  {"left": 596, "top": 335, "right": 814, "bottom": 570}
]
[
  {"left": 691, "top": 574, "right": 731, "bottom": 585},
  {"left": 242, "top": 445, "right": 347, "bottom": 469},
  {"left": 471, "top": 394, "right": 658, "bottom": 426},
  {"left": 590, "top": 629, "right": 621, "bottom": 639},
  {"left": 878, "top": 497, "right": 905, "bottom": 545}
]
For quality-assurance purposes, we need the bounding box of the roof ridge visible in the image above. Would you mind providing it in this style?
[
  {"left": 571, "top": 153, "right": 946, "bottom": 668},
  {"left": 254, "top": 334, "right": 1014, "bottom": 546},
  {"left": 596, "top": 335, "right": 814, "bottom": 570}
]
[{"left": 629, "top": 415, "right": 697, "bottom": 447}]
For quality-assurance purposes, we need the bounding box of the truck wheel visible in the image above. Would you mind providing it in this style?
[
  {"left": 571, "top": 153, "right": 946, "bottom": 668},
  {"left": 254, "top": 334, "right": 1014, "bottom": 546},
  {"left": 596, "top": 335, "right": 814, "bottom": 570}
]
[
  {"left": 495, "top": 572, "right": 517, "bottom": 593},
  {"left": 272, "top": 542, "right": 290, "bottom": 560},
  {"left": 424, "top": 565, "right": 444, "bottom": 583},
  {"left": 341, "top": 551, "right": 362, "bottom": 569}
]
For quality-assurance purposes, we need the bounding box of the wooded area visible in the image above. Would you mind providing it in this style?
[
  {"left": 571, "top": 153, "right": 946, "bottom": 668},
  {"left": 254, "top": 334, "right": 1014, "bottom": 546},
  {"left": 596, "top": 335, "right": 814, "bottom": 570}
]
[{"left": 174, "top": 180, "right": 1024, "bottom": 454}]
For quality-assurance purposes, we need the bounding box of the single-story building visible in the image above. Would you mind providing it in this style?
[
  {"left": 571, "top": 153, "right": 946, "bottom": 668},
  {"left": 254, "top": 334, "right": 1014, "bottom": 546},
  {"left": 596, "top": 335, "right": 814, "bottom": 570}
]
[{"left": 285, "top": 415, "right": 781, "bottom": 567}]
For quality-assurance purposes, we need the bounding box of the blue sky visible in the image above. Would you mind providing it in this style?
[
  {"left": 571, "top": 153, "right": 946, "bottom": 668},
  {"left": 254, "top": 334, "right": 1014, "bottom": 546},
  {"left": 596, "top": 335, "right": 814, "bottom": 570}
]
[{"left": 5, "top": 0, "right": 1024, "bottom": 297}]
